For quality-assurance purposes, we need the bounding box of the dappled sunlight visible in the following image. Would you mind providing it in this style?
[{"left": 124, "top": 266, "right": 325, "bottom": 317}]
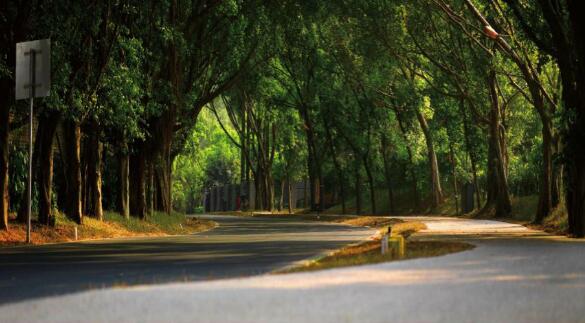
[
  {"left": 393, "top": 216, "right": 568, "bottom": 242},
  {"left": 125, "top": 264, "right": 585, "bottom": 293},
  {"left": 457, "top": 272, "right": 585, "bottom": 286},
  {"left": 149, "top": 268, "right": 459, "bottom": 290},
  {"left": 420, "top": 219, "right": 531, "bottom": 234}
]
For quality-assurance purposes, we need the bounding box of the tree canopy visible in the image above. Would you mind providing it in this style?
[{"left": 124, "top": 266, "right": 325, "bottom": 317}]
[{"left": 1, "top": 0, "right": 584, "bottom": 237}]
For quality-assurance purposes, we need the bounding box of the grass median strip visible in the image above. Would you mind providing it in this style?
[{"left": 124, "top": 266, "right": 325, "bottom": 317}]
[
  {"left": 276, "top": 218, "right": 473, "bottom": 273},
  {"left": 279, "top": 239, "right": 474, "bottom": 273}
]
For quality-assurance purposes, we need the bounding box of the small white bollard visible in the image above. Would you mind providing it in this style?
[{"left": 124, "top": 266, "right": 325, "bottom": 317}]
[
  {"left": 74, "top": 226, "right": 78, "bottom": 241},
  {"left": 381, "top": 234, "right": 388, "bottom": 254}
]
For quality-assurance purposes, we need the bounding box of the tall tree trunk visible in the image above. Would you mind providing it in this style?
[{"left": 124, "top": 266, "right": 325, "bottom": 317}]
[
  {"left": 323, "top": 118, "right": 346, "bottom": 214},
  {"left": 513, "top": 58, "right": 556, "bottom": 224},
  {"left": 395, "top": 110, "right": 420, "bottom": 211},
  {"left": 146, "top": 160, "right": 152, "bottom": 215},
  {"left": 552, "top": 162, "right": 562, "bottom": 208},
  {"left": 299, "top": 103, "right": 321, "bottom": 211},
  {"left": 307, "top": 151, "right": 319, "bottom": 211},
  {"left": 354, "top": 158, "right": 362, "bottom": 215},
  {"left": 254, "top": 167, "right": 264, "bottom": 210},
  {"left": 338, "top": 169, "right": 347, "bottom": 214},
  {"left": 92, "top": 142, "right": 104, "bottom": 220},
  {"left": 287, "top": 176, "right": 293, "bottom": 214},
  {"left": 449, "top": 144, "right": 460, "bottom": 216},
  {"left": 565, "top": 122, "right": 585, "bottom": 237},
  {"left": 408, "top": 152, "right": 420, "bottom": 212},
  {"left": 460, "top": 99, "right": 481, "bottom": 209},
  {"left": 381, "top": 134, "right": 395, "bottom": 214},
  {"left": 560, "top": 59, "right": 585, "bottom": 237},
  {"left": 279, "top": 180, "right": 285, "bottom": 211},
  {"left": 130, "top": 148, "right": 146, "bottom": 219},
  {"left": 154, "top": 153, "right": 172, "bottom": 214},
  {"left": 334, "top": 162, "right": 347, "bottom": 214},
  {"left": 363, "top": 156, "right": 376, "bottom": 214},
  {"left": 266, "top": 170, "right": 274, "bottom": 211},
  {"left": 415, "top": 109, "right": 443, "bottom": 209},
  {"left": 148, "top": 160, "right": 155, "bottom": 218},
  {"left": 534, "top": 123, "right": 553, "bottom": 223},
  {"left": 481, "top": 71, "right": 511, "bottom": 217},
  {"left": 317, "top": 166, "right": 324, "bottom": 212},
  {"left": 471, "top": 157, "right": 481, "bottom": 210},
  {"left": 523, "top": 0, "right": 585, "bottom": 237},
  {"left": 303, "top": 179, "right": 308, "bottom": 209},
  {"left": 0, "top": 79, "right": 10, "bottom": 230},
  {"left": 63, "top": 120, "right": 83, "bottom": 224},
  {"left": 152, "top": 114, "right": 174, "bottom": 215},
  {"left": 154, "top": 0, "right": 179, "bottom": 215},
  {"left": 84, "top": 123, "right": 103, "bottom": 220},
  {"left": 243, "top": 109, "right": 252, "bottom": 211},
  {"left": 81, "top": 138, "right": 89, "bottom": 215},
  {"left": 246, "top": 173, "right": 253, "bottom": 211},
  {"left": 118, "top": 150, "right": 130, "bottom": 219},
  {"left": 37, "top": 112, "right": 59, "bottom": 225}
]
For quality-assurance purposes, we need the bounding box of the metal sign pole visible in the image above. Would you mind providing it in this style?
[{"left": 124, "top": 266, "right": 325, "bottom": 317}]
[
  {"left": 15, "top": 39, "right": 51, "bottom": 243},
  {"left": 26, "top": 49, "right": 36, "bottom": 244}
]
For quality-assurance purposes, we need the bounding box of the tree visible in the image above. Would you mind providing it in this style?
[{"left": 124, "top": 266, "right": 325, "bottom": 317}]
[
  {"left": 499, "top": 0, "right": 585, "bottom": 236},
  {"left": 0, "top": 0, "right": 39, "bottom": 229}
]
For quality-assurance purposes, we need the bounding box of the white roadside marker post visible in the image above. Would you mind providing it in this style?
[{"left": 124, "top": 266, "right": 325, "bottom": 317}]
[
  {"left": 15, "top": 39, "right": 51, "bottom": 243},
  {"left": 381, "top": 234, "right": 388, "bottom": 254}
]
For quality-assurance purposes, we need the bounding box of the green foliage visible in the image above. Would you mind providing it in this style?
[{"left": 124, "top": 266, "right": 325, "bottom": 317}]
[
  {"left": 103, "top": 210, "right": 201, "bottom": 235},
  {"left": 8, "top": 146, "right": 35, "bottom": 213},
  {"left": 1, "top": 0, "right": 569, "bottom": 226},
  {"left": 173, "top": 108, "right": 240, "bottom": 213}
]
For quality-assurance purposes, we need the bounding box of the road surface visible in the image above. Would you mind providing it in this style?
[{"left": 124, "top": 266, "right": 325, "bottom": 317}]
[
  {"left": 0, "top": 215, "right": 375, "bottom": 305},
  {"left": 2, "top": 216, "right": 584, "bottom": 323}
]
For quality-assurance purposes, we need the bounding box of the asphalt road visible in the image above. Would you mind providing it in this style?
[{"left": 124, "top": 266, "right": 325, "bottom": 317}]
[
  {"left": 0, "top": 215, "right": 375, "bottom": 305},
  {"left": 2, "top": 217, "right": 584, "bottom": 323}
]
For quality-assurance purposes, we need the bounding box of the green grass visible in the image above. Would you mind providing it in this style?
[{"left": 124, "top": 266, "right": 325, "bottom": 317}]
[
  {"left": 103, "top": 211, "right": 201, "bottom": 235},
  {"left": 434, "top": 194, "right": 460, "bottom": 215},
  {"left": 1, "top": 210, "right": 216, "bottom": 246},
  {"left": 541, "top": 202, "right": 569, "bottom": 234},
  {"left": 509, "top": 195, "right": 539, "bottom": 221},
  {"left": 505, "top": 195, "right": 569, "bottom": 236}
]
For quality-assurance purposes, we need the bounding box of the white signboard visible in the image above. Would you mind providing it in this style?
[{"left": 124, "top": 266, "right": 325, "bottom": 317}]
[{"left": 15, "top": 39, "right": 51, "bottom": 100}]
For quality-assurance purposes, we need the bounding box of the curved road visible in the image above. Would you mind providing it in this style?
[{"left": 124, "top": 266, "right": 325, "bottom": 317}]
[
  {"left": 0, "top": 215, "right": 375, "bottom": 305},
  {"left": 2, "top": 216, "right": 584, "bottom": 323}
]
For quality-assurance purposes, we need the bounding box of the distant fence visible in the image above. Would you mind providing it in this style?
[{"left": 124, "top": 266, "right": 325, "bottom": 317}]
[{"left": 204, "top": 181, "right": 310, "bottom": 212}]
